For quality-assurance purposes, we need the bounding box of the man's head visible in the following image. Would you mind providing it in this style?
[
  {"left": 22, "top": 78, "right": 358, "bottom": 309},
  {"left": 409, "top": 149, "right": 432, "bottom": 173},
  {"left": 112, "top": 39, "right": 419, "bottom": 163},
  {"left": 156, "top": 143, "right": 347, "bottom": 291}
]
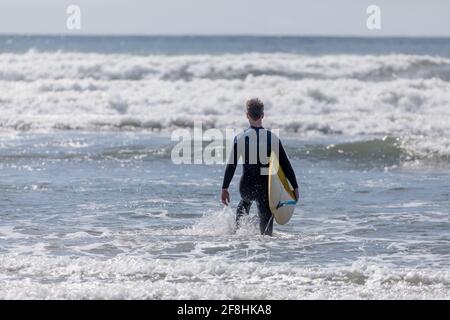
[{"left": 246, "top": 98, "right": 264, "bottom": 122}]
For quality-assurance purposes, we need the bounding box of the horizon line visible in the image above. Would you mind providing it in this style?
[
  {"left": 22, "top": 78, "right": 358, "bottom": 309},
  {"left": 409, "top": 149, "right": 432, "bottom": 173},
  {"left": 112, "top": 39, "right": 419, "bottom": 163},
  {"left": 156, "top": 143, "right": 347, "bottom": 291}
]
[{"left": 1, "top": 32, "right": 450, "bottom": 39}]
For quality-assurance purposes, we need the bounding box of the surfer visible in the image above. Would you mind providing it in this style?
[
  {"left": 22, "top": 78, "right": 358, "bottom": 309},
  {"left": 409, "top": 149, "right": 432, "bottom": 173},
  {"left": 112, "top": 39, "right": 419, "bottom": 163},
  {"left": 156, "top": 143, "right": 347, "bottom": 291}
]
[{"left": 221, "top": 98, "right": 299, "bottom": 236}]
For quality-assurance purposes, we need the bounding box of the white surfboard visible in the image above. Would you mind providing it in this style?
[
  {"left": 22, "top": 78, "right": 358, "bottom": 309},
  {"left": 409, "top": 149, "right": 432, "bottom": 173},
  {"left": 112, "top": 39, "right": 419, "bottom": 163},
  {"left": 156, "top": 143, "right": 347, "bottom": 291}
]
[{"left": 268, "top": 151, "right": 297, "bottom": 225}]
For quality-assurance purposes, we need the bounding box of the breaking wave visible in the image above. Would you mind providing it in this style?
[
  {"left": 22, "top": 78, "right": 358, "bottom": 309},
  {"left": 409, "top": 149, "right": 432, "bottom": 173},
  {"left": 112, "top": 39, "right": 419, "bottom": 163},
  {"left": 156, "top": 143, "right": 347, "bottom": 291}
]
[
  {"left": 1, "top": 135, "right": 448, "bottom": 169},
  {"left": 1, "top": 52, "right": 450, "bottom": 82},
  {"left": 1, "top": 52, "right": 450, "bottom": 160}
]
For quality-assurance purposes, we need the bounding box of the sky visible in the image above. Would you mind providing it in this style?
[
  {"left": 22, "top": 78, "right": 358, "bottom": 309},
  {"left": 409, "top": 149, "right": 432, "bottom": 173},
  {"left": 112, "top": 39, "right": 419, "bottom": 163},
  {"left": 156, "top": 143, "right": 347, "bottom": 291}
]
[{"left": 0, "top": 0, "right": 449, "bottom": 37}]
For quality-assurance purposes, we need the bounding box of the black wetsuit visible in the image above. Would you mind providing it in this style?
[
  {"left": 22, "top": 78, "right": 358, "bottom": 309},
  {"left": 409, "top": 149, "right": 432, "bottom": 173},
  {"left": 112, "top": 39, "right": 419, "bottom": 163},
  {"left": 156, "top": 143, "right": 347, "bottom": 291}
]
[{"left": 222, "top": 126, "right": 298, "bottom": 236}]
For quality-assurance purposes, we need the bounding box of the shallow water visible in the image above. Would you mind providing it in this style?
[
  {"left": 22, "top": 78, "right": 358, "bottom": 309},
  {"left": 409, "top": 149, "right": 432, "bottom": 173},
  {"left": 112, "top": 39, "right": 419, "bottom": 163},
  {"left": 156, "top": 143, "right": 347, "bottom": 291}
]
[{"left": 0, "top": 132, "right": 449, "bottom": 299}]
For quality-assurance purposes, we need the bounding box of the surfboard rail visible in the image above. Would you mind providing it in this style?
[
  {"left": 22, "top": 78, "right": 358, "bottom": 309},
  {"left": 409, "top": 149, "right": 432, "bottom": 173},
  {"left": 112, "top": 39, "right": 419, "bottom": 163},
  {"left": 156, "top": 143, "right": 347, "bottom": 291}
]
[{"left": 268, "top": 151, "right": 297, "bottom": 225}]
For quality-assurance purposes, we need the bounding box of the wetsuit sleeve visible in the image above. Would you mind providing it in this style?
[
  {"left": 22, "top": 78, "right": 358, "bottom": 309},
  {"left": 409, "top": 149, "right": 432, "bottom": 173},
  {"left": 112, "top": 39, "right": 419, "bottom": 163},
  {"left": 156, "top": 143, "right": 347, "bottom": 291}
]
[
  {"left": 278, "top": 140, "right": 299, "bottom": 189},
  {"left": 222, "top": 138, "right": 238, "bottom": 189}
]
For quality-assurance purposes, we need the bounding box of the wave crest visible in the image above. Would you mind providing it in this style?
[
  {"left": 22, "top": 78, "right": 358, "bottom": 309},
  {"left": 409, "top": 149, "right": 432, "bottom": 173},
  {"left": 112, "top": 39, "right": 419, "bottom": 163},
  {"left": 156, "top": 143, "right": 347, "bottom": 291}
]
[{"left": 1, "top": 52, "right": 450, "bottom": 81}]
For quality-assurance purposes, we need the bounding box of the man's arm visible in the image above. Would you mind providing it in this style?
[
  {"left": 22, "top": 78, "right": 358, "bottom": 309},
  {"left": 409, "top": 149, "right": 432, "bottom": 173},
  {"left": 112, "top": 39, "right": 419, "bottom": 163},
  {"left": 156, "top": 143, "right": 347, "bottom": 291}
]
[
  {"left": 278, "top": 140, "right": 299, "bottom": 199},
  {"left": 221, "top": 138, "right": 238, "bottom": 205}
]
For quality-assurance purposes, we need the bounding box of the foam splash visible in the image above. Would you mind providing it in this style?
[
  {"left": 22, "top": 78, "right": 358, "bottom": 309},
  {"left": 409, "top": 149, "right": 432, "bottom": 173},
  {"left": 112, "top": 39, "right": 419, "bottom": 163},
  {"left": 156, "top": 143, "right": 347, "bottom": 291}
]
[{"left": 180, "top": 207, "right": 260, "bottom": 237}]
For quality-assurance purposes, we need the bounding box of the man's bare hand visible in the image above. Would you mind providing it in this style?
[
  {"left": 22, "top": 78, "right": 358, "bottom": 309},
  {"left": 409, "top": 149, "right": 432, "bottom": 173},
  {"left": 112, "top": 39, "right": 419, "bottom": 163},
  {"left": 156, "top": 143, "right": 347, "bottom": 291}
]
[
  {"left": 294, "top": 188, "right": 300, "bottom": 201},
  {"left": 221, "top": 189, "right": 230, "bottom": 206}
]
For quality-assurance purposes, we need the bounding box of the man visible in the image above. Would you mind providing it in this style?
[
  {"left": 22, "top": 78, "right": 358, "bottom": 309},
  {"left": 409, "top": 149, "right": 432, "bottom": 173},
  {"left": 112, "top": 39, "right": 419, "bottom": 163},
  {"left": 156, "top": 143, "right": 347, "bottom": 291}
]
[{"left": 221, "top": 98, "right": 299, "bottom": 236}]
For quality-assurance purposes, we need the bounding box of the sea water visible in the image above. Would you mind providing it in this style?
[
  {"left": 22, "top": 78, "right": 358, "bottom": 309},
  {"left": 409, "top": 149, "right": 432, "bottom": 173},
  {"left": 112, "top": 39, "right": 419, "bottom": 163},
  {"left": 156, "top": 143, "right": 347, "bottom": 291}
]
[{"left": 0, "top": 36, "right": 449, "bottom": 299}]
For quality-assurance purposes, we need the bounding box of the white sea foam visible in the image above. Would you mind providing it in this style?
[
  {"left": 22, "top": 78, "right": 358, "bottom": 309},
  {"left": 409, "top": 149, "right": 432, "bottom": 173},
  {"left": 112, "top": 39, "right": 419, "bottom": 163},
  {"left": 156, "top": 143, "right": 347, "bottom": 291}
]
[
  {"left": 1, "top": 52, "right": 449, "bottom": 82},
  {"left": 0, "top": 52, "right": 450, "bottom": 159},
  {"left": 0, "top": 206, "right": 448, "bottom": 299},
  {"left": 0, "top": 254, "right": 448, "bottom": 299}
]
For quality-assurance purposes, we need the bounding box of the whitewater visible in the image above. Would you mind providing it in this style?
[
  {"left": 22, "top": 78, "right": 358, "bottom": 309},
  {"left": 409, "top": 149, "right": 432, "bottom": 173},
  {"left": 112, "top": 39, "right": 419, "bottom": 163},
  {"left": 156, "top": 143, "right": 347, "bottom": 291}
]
[{"left": 1, "top": 52, "right": 450, "bottom": 159}]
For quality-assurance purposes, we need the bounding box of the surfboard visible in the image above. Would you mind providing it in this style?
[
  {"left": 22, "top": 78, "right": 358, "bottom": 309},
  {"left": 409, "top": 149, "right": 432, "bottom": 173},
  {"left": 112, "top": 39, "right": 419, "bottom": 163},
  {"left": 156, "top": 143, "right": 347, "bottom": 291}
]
[{"left": 268, "top": 151, "right": 297, "bottom": 225}]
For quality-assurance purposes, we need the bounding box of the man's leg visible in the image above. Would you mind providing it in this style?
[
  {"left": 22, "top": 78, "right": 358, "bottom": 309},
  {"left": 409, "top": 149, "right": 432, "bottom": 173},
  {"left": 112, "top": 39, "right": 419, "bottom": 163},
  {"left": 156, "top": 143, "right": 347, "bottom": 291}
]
[
  {"left": 236, "top": 200, "right": 252, "bottom": 229},
  {"left": 256, "top": 199, "right": 273, "bottom": 236}
]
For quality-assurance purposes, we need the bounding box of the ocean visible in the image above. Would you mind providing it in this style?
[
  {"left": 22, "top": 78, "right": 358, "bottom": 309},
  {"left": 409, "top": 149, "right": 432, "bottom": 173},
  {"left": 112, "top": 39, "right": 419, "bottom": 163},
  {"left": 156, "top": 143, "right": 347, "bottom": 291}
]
[{"left": 0, "top": 35, "right": 449, "bottom": 299}]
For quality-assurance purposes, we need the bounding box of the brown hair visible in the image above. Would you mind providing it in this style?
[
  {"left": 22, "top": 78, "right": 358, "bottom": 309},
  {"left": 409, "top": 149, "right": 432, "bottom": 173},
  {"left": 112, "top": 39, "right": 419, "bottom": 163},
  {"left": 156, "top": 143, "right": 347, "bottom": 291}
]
[{"left": 246, "top": 98, "right": 264, "bottom": 120}]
